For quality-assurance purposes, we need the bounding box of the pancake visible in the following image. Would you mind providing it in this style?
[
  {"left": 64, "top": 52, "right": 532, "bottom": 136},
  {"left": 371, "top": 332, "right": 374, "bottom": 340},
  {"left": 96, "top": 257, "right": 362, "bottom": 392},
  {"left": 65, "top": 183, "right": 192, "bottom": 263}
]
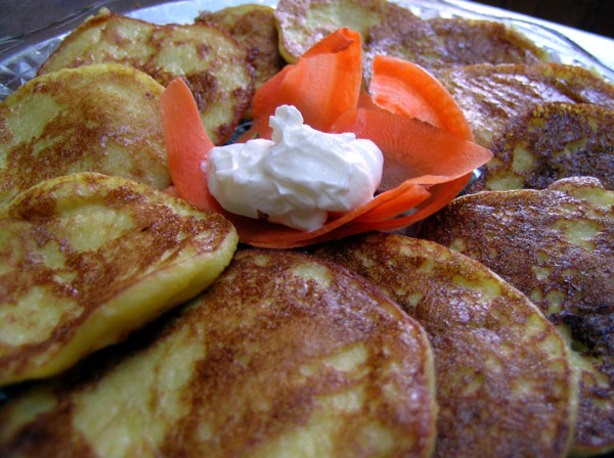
[
  {"left": 0, "top": 172, "right": 238, "bottom": 387},
  {"left": 468, "top": 103, "right": 614, "bottom": 192},
  {"left": 196, "top": 4, "right": 285, "bottom": 91},
  {"left": 316, "top": 232, "right": 577, "bottom": 457},
  {"left": 38, "top": 8, "right": 254, "bottom": 145},
  {"left": 466, "top": 102, "right": 613, "bottom": 193},
  {"left": 274, "top": 0, "right": 422, "bottom": 63},
  {"left": 0, "top": 63, "right": 170, "bottom": 206},
  {"left": 364, "top": 16, "right": 547, "bottom": 78},
  {"left": 0, "top": 249, "right": 437, "bottom": 457},
  {"left": 438, "top": 63, "right": 614, "bottom": 148},
  {"left": 420, "top": 177, "right": 614, "bottom": 455},
  {"left": 274, "top": 0, "right": 546, "bottom": 80}
]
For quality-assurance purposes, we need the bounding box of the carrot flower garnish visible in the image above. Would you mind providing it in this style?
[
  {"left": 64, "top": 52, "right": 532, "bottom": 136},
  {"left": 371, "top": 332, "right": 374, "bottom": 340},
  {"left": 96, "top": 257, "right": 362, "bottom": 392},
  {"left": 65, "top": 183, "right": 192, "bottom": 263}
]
[
  {"left": 242, "top": 27, "right": 363, "bottom": 140},
  {"left": 159, "top": 28, "right": 492, "bottom": 248}
]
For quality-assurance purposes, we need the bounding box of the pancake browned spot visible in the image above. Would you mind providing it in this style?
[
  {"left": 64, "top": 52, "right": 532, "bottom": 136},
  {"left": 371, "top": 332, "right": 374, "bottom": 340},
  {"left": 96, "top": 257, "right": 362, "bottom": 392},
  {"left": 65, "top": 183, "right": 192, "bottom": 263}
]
[
  {"left": 420, "top": 177, "right": 613, "bottom": 456},
  {"left": 0, "top": 172, "right": 238, "bottom": 387},
  {"left": 0, "top": 63, "right": 170, "bottom": 206},
  {"left": 438, "top": 62, "right": 614, "bottom": 148},
  {"left": 316, "top": 232, "right": 577, "bottom": 458},
  {"left": 38, "top": 8, "right": 254, "bottom": 145},
  {"left": 0, "top": 249, "right": 437, "bottom": 457},
  {"left": 197, "top": 4, "right": 285, "bottom": 91},
  {"left": 467, "top": 102, "right": 613, "bottom": 193}
]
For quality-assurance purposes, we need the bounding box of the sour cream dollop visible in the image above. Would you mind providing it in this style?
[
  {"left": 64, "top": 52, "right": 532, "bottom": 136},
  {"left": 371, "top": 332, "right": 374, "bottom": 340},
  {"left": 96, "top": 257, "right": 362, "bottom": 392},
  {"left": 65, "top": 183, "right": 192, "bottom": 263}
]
[{"left": 204, "top": 105, "right": 383, "bottom": 231}]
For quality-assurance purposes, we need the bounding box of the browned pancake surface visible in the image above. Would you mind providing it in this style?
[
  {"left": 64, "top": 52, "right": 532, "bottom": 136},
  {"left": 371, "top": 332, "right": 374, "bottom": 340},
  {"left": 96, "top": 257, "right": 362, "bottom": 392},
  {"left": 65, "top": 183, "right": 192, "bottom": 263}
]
[
  {"left": 39, "top": 9, "right": 253, "bottom": 145},
  {"left": 439, "top": 63, "right": 614, "bottom": 148},
  {"left": 197, "top": 4, "right": 285, "bottom": 91},
  {"left": 274, "top": 0, "right": 418, "bottom": 63},
  {"left": 0, "top": 249, "right": 437, "bottom": 457},
  {"left": 0, "top": 172, "right": 237, "bottom": 387},
  {"left": 275, "top": 0, "right": 546, "bottom": 83},
  {"left": 467, "top": 102, "right": 613, "bottom": 192},
  {"left": 0, "top": 64, "right": 170, "bottom": 206},
  {"left": 316, "top": 233, "right": 576, "bottom": 458},
  {"left": 365, "top": 16, "right": 546, "bottom": 78},
  {"left": 421, "top": 177, "right": 613, "bottom": 455}
]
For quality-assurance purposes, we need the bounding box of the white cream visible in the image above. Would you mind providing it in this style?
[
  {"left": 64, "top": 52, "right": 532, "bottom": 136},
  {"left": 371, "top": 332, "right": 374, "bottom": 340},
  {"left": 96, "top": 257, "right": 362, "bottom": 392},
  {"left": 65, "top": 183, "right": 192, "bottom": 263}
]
[{"left": 204, "top": 105, "right": 383, "bottom": 231}]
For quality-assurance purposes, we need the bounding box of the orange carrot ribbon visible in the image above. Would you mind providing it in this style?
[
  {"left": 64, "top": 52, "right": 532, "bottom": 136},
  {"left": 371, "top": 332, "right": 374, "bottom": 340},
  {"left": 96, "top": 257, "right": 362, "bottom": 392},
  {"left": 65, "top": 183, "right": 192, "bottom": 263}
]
[{"left": 159, "top": 28, "right": 492, "bottom": 248}]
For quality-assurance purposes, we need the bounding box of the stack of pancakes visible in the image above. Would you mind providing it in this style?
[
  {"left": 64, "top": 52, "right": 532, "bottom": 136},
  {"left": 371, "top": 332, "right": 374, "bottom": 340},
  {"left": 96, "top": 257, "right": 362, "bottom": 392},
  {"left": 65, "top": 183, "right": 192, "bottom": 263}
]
[{"left": 1, "top": 0, "right": 613, "bottom": 456}]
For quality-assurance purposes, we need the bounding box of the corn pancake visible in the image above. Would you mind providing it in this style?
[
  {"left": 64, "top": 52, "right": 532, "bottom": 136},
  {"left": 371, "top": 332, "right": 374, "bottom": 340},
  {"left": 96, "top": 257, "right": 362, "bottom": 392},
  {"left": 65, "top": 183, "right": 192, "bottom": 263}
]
[
  {"left": 365, "top": 16, "right": 546, "bottom": 78},
  {"left": 420, "top": 177, "right": 614, "bottom": 455},
  {"left": 0, "top": 172, "right": 238, "bottom": 387},
  {"left": 274, "top": 0, "right": 546, "bottom": 80},
  {"left": 0, "top": 249, "right": 437, "bottom": 457},
  {"left": 316, "top": 233, "right": 577, "bottom": 458},
  {"left": 196, "top": 4, "right": 285, "bottom": 91},
  {"left": 0, "top": 63, "right": 170, "bottom": 207},
  {"left": 38, "top": 9, "right": 254, "bottom": 145},
  {"left": 439, "top": 63, "right": 614, "bottom": 148},
  {"left": 466, "top": 103, "right": 613, "bottom": 193},
  {"left": 275, "top": 0, "right": 422, "bottom": 63}
]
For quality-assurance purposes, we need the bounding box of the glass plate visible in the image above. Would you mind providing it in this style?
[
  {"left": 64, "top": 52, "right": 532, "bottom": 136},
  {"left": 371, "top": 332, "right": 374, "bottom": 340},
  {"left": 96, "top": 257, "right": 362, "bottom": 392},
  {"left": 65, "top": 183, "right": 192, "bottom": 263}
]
[{"left": 1, "top": 0, "right": 613, "bottom": 101}]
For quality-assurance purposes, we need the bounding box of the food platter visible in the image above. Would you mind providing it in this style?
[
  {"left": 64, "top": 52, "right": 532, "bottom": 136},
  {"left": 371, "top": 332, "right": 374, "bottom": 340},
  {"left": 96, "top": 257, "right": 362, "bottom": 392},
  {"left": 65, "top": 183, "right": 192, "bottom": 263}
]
[
  {"left": 1, "top": 1, "right": 613, "bottom": 456},
  {"left": 1, "top": 0, "right": 613, "bottom": 101}
]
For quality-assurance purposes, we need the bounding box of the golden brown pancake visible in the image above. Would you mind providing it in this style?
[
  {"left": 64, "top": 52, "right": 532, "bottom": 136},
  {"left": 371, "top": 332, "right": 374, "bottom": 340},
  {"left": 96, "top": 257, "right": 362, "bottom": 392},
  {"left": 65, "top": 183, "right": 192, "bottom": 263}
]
[
  {"left": 0, "top": 249, "right": 437, "bottom": 457},
  {"left": 316, "top": 232, "right": 577, "bottom": 457},
  {"left": 365, "top": 16, "right": 546, "bottom": 78},
  {"left": 275, "top": 0, "right": 422, "bottom": 63},
  {"left": 466, "top": 102, "right": 613, "bottom": 193},
  {"left": 38, "top": 9, "right": 254, "bottom": 145},
  {"left": 420, "top": 177, "right": 613, "bottom": 455},
  {"left": 196, "top": 4, "right": 285, "bottom": 91},
  {"left": 275, "top": 0, "right": 546, "bottom": 80},
  {"left": 438, "top": 63, "right": 614, "bottom": 148},
  {"left": 0, "top": 172, "right": 238, "bottom": 387},
  {"left": 0, "top": 63, "right": 170, "bottom": 206}
]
